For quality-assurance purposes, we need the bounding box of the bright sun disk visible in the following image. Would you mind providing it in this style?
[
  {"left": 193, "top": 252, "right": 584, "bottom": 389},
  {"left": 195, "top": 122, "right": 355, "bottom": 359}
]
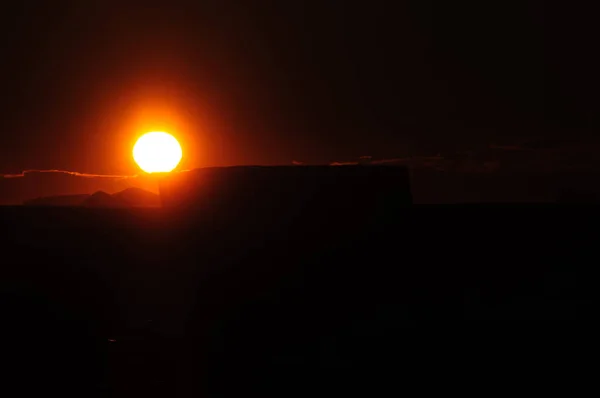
[{"left": 133, "top": 132, "right": 182, "bottom": 173}]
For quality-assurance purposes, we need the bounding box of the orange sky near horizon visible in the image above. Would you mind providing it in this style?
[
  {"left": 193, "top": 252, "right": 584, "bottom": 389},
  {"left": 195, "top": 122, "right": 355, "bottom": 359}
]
[
  {"left": 95, "top": 83, "right": 209, "bottom": 175},
  {"left": 85, "top": 77, "right": 280, "bottom": 176}
]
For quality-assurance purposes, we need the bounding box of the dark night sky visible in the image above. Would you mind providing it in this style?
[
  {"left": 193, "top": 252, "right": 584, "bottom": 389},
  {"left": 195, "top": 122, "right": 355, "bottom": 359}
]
[{"left": 0, "top": 1, "right": 595, "bottom": 174}]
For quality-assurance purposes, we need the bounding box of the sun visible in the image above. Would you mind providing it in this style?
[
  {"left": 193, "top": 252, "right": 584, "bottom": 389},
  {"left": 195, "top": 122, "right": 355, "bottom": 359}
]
[{"left": 133, "top": 132, "right": 182, "bottom": 173}]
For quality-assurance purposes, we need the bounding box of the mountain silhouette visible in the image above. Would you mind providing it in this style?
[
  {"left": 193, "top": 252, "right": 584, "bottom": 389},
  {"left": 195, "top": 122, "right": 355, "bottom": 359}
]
[
  {"left": 22, "top": 188, "right": 160, "bottom": 208},
  {"left": 23, "top": 194, "right": 91, "bottom": 206},
  {"left": 113, "top": 187, "right": 161, "bottom": 207},
  {"left": 82, "top": 191, "right": 129, "bottom": 208}
]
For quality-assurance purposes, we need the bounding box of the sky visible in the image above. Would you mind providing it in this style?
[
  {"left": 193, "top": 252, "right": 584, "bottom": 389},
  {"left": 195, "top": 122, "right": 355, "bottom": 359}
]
[{"left": 0, "top": 1, "right": 595, "bottom": 175}]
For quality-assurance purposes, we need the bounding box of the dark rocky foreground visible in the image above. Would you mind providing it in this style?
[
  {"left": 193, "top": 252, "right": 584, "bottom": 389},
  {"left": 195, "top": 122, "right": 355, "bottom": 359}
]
[
  {"left": 1, "top": 205, "right": 594, "bottom": 396},
  {"left": 0, "top": 167, "right": 595, "bottom": 396}
]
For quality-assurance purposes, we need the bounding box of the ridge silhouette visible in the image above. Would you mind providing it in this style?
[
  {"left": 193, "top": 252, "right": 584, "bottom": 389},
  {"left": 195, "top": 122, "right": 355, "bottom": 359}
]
[{"left": 22, "top": 188, "right": 161, "bottom": 208}]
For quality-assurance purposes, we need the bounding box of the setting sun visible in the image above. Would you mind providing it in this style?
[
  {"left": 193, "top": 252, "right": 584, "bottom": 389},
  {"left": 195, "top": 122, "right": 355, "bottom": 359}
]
[{"left": 133, "top": 132, "right": 182, "bottom": 173}]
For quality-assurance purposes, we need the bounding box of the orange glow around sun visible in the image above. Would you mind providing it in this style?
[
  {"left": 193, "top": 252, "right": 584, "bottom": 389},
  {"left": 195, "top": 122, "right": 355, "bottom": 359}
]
[{"left": 133, "top": 132, "right": 183, "bottom": 173}]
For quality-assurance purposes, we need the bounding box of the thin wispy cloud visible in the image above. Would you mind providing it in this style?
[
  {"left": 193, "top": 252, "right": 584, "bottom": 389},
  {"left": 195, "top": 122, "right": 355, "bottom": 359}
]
[
  {"left": 2, "top": 170, "right": 136, "bottom": 179},
  {"left": 371, "top": 158, "right": 408, "bottom": 164},
  {"left": 330, "top": 162, "right": 359, "bottom": 166}
]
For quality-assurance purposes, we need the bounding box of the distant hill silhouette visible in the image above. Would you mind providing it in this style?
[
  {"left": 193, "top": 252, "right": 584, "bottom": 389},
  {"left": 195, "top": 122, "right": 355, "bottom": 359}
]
[
  {"left": 113, "top": 187, "right": 161, "bottom": 207},
  {"left": 82, "top": 191, "right": 129, "bottom": 208},
  {"left": 22, "top": 188, "right": 160, "bottom": 208},
  {"left": 23, "top": 194, "right": 91, "bottom": 207}
]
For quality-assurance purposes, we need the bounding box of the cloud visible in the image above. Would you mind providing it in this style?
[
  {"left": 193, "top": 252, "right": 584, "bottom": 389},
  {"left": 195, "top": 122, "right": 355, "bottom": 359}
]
[
  {"left": 330, "top": 161, "right": 359, "bottom": 166},
  {"left": 2, "top": 170, "right": 134, "bottom": 179},
  {"left": 370, "top": 158, "right": 409, "bottom": 164},
  {"left": 329, "top": 157, "right": 410, "bottom": 166}
]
